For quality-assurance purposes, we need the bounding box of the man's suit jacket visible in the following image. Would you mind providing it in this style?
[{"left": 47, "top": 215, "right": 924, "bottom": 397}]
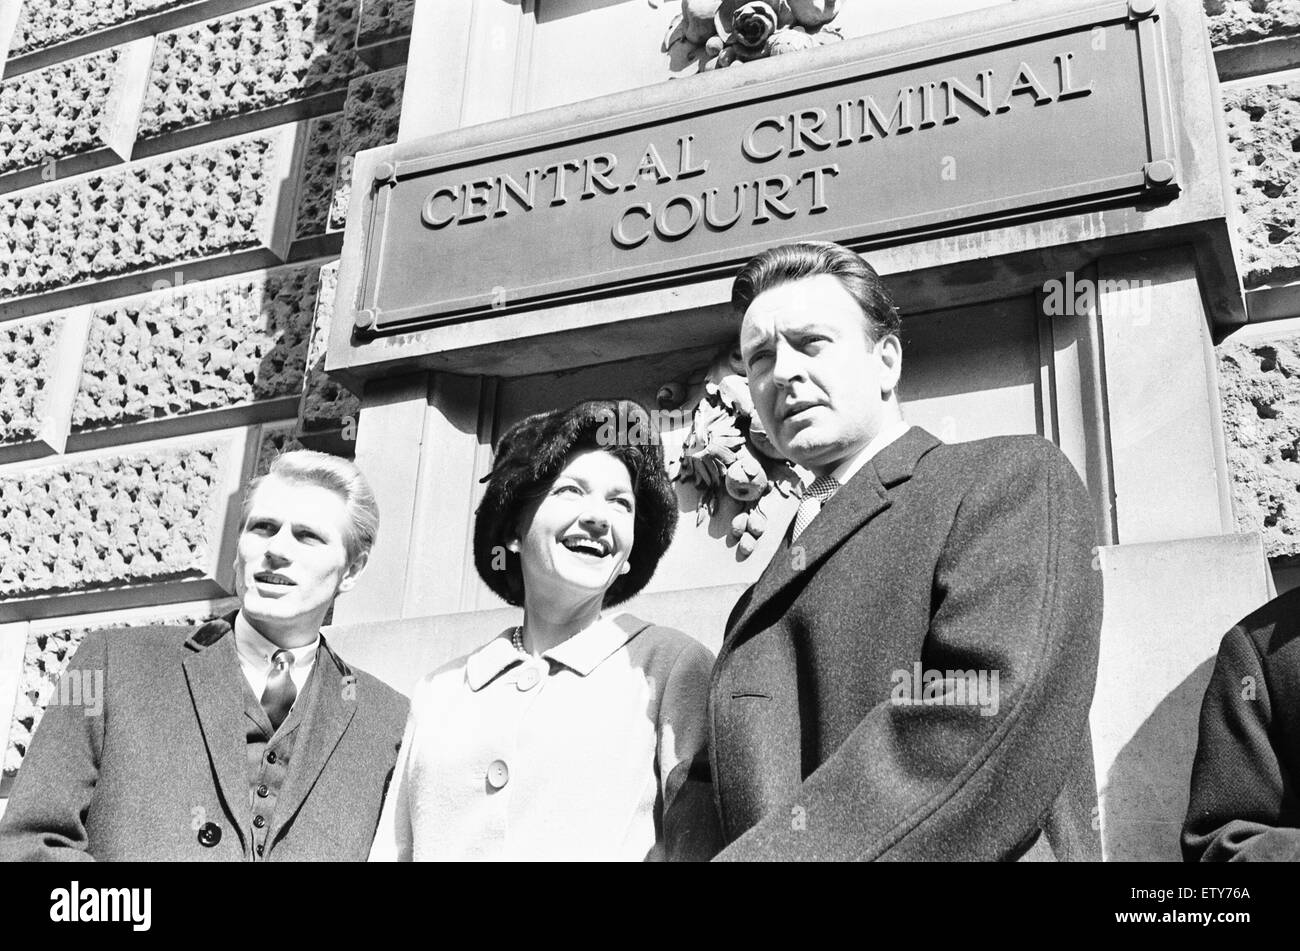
[
  {"left": 1183, "top": 587, "right": 1300, "bottom": 862},
  {"left": 709, "top": 427, "right": 1104, "bottom": 861},
  {"left": 0, "top": 615, "right": 408, "bottom": 861}
]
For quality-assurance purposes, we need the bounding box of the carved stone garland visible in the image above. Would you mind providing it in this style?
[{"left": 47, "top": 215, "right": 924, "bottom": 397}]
[
  {"left": 660, "top": 343, "right": 801, "bottom": 558},
  {"left": 664, "top": 0, "right": 848, "bottom": 73}
]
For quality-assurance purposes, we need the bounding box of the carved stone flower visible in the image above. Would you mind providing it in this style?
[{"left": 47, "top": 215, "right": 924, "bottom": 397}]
[
  {"left": 788, "top": 0, "right": 842, "bottom": 30},
  {"left": 716, "top": 0, "right": 793, "bottom": 51},
  {"left": 766, "top": 25, "right": 816, "bottom": 56},
  {"left": 681, "top": 0, "right": 724, "bottom": 43}
]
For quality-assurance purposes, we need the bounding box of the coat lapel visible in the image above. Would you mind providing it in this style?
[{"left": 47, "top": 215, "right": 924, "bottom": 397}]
[
  {"left": 722, "top": 427, "right": 943, "bottom": 656},
  {"left": 270, "top": 635, "right": 357, "bottom": 844},
  {"left": 181, "top": 614, "right": 249, "bottom": 854}
]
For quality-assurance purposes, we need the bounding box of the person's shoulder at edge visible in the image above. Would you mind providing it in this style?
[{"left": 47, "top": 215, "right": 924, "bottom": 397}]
[
  {"left": 70, "top": 623, "right": 202, "bottom": 670},
  {"left": 1221, "top": 585, "right": 1300, "bottom": 656},
  {"left": 401, "top": 631, "right": 515, "bottom": 715},
  {"left": 327, "top": 651, "right": 410, "bottom": 728},
  {"left": 925, "top": 431, "right": 1073, "bottom": 470},
  {"left": 616, "top": 613, "right": 716, "bottom": 669}
]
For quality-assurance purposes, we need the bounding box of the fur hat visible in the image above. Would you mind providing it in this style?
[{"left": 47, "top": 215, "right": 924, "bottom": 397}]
[{"left": 473, "top": 399, "right": 677, "bottom": 607}]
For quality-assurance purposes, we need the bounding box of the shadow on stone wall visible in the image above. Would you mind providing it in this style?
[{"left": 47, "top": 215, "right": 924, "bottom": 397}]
[{"left": 1101, "top": 656, "right": 1215, "bottom": 862}]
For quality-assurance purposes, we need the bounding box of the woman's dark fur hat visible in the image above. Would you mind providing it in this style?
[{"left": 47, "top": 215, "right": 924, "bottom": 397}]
[{"left": 473, "top": 399, "right": 678, "bottom": 607}]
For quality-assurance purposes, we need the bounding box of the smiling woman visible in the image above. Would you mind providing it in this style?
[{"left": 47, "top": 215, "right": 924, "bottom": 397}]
[{"left": 369, "top": 400, "right": 723, "bottom": 861}]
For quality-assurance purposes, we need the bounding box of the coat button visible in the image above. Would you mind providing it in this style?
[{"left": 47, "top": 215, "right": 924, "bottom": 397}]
[
  {"left": 197, "top": 822, "right": 222, "bottom": 847},
  {"left": 266, "top": 751, "right": 277, "bottom": 764},
  {"left": 256, "top": 844, "right": 264, "bottom": 857},
  {"left": 256, "top": 784, "right": 269, "bottom": 798},
  {"left": 486, "top": 759, "right": 510, "bottom": 789},
  {"left": 253, "top": 814, "right": 266, "bottom": 829},
  {"left": 516, "top": 667, "right": 539, "bottom": 691}
]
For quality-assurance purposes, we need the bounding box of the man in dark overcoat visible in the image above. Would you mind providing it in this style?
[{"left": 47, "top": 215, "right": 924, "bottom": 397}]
[{"left": 709, "top": 241, "right": 1104, "bottom": 861}]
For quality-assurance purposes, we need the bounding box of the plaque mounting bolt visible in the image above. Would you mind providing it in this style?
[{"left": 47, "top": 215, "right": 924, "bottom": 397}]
[
  {"left": 372, "top": 161, "right": 396, "bottom": 185},
  {"left": 354, "top": 308, "right": 377, "bottom": 331},
  {"left": 1128, "top": 0, "right": 1156, "bottom": 18},
  {"left": 1143, "top": 160, "right": 1175, "bottom": 187}
]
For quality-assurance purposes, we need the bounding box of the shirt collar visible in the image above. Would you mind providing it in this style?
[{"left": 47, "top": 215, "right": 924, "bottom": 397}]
[
  {"left": 465, "top": 613, "right": 648, "bottom": 691},
  {"left": 233, "top": 611, "right": 319, "bottom": 671},
  {"left": 826, "top": 420, "right": 912, "bottom": 488}
]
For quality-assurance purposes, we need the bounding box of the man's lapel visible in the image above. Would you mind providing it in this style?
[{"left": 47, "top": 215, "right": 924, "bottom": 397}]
[
  {"left": 722, "top": 427, "right": 942, "bottom": 655},
  {"left": 181, "top": 613, "right": 249, "bottom": 854},
  {"left": 271, "top": 635, "right": 358, "bottom": 842}
]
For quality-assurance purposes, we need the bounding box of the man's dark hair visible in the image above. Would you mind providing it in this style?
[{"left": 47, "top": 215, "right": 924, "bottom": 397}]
[{"left": 731, "top": 241, "right": 901, "bottom": 342}]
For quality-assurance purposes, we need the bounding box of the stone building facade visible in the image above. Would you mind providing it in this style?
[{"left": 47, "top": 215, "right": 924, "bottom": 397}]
[
  {"left": 0, "top": 0, "right": 409, "bottom": 789},
  {"left": 0, "top": 0, "right": 1298, "bottom": 862}
]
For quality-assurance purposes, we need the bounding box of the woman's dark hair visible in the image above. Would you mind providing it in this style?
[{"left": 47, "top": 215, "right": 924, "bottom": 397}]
[
  {"left": 731, "top": 241, "right": 901, "bottom": 343},
  {"left": 473, "top": 399, "right": 677, "bottom": 608}
]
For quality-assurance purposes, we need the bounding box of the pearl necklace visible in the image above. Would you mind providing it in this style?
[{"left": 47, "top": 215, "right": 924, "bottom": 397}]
[{"left": 511, "top": 625, "right": 525, "bottom": 653}]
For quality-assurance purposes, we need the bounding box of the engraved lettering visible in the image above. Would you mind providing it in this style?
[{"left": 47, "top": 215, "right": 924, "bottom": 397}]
[
  {"left": 788, "top": 108, "right": 831, "bottom": 157},
  {"left": 581, "top": 154, "right": 622, "bottom": 200},
  {"left": 860, "top": 88, "right": 915, "bottom": 140},
  {"left": 997, "top": 63, "right": 1054, "bottom": 113},
  {"left": 940, "top": 71, "right": 994, "bottom": 123},
  {"left": 493, "top": 169, "right": 539, "bottom": 216},
  {"left": 421, "top": 186, "right": 459, "bottom": 228},
  {"left": 676, "top": 134, "right": 709, "bottom": 179},
  {"left": 629, "top": 143, "right": 674, "bottom": 186},
  {"left": 459, "top": 178, "right": 494, "bottom": 224},
  {"left": 742, "top": 115, "right": 786, "bottom": 162},
  {"left": 1055, "top": 51, "right": 1092, "bottom": 101},
  {"left": 799, "top": 163, "right": 839, "bottom": 213},
  {"left": 754, "top": 175, "right": 796, "bottom": 224},
  {"left": 655, "top": 194, "right": 702, "bottom": 240},
  {"left": 612, "top": 203, "right": 653, "bottom": 248},
  {"left": 704, "top": 183, "right": 749, "bottom": 230},
  {"left": 544, "top": 160, "right": 583, "bottom": 205}
]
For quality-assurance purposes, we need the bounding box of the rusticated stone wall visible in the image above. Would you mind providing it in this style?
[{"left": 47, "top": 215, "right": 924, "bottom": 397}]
[
  {"left": 1220, "top": 82, "right": 1300, "bottom": 286},
  {"left": 70, "top": 264, "right": 322, "bottom": 429},
  {"left": 0, "top": 49, "right": 122, "bottom": 177},
  {"left": 137, "top": 0, "right": 364, "bottom": 139},
  {"left": 328, "top": 64, "right": 403, "bottom": 229},
  {"left": 300, "top": 260, "right": 360, "bottom": 433},
  {"left": 9, "top": 1, "right": 188, "bottom": 58},
  {"left": 0, "top": 318, "right": 61, "bottom": 445},
  {"left": 0, "top": 444, "right": 227, "bottom": 598},
  {"left": 1206, "top": 0, "right": 1300, "bottom": 47},
  {"left": 1219, "top": 332, "right": 1300, "bottom": 559},
  {"left": 357, "top": 0, "right": 413, "bottom": 50},
  {"left": 0, "top": 0, "right": 411, "bottom": 778},
  {"left": 1, "top": 134, "right": 279, "bottom": 300},
  {"left": 1212, "top": 2, "right": 1300, "bottom": 565}
]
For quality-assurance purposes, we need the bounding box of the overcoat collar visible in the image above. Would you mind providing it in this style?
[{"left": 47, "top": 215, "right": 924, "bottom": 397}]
[
  {"left": 181, "top": 612, "right": 359, "bottom": 852},
  {"left": 722, "top": 427, "right": 942, "bottom": 653}
]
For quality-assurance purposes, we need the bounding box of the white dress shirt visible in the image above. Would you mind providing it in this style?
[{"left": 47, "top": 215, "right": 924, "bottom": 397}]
[{"left": 233, "top": 612, "right": 318, "bottom": 702}]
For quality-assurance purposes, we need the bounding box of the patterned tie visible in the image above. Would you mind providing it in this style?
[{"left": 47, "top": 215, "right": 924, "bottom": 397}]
[
  {"left": 261, "top": 649, "right": 296, "bottom": 731},
  {"left": 791, "top": 475, "right": 840, "bottom": 541}
]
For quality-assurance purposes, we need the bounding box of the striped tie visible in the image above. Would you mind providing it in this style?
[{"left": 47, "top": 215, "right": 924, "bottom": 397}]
[{"left": 791, "top": 476, "right": 840, "bottom": 541}]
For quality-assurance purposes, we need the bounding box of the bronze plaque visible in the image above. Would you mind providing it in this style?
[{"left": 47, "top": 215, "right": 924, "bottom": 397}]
[{"left": 351, "top": 0, "right": 1175, "bottom": 334}]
